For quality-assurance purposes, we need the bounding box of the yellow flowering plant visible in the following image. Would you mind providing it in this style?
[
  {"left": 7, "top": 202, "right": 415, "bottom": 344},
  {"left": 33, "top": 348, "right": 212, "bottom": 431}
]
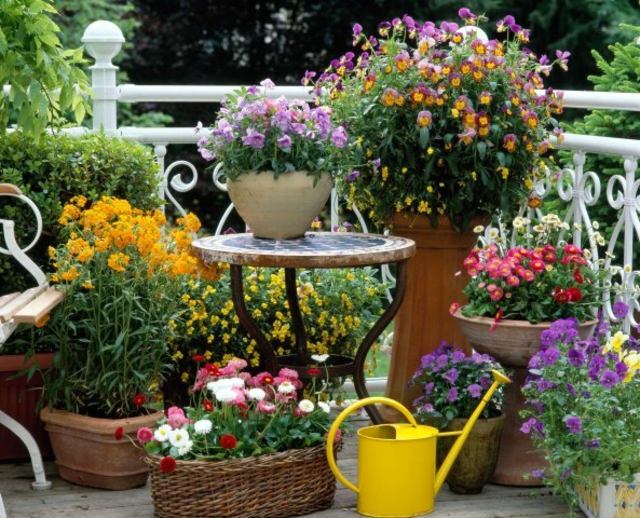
[
  {"left": 311, "top": 10, "right": 568, "bottom": 230},
  {"left": 166, "top": 266, "right": 388, "bottom": 391},
  {"left": 42, "top": 196, "right": 217, "bottom": 418}
]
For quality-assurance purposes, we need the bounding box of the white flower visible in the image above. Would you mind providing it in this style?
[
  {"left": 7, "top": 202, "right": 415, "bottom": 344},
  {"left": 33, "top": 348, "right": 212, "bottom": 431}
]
[
  {"left": 207, "top": 377, "right": 244, "bottom": 394},
  {"left": 169, "top": 428, "right": 190, "bottom": 449},
  {"left": 227, "top": 377, "right": 245, "bottom": 389},
  {"left": 277, "top": 381, "right": 296, "bottom": 394},
  {"left": 154, "top": 424, "right": 171, "bottom": 443},
  {"left": 488, "top": 228, "right": 499, "bottom": 239},
  {"left": 298, "top": 399, "right": 315, "bottom": 413},
  {"left": 193, "top": 419, "right": 212, "bottom": 435},
  {"left": 178, "top": 440, "right": 193, "bottom": 456},
  {"left": 473, "top": 225, "right": 485, "bottom": 234},
  {"left": 247, "top": 388, "right": 266, "bottom": 401},
  {"left": 317, "top": 401, "right": 330, "bottom": 414},
  {"left": 215, "top": 388, "right": 237, "bottom": 403},
  {"left": 310, "top": 354, "right": 329, "bottom": 363}
]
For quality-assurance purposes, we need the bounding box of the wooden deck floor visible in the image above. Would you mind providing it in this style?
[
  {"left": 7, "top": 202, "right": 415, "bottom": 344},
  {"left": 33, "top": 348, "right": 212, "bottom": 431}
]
[{"left": 1, "top": 429, "right": 572, "bottom": 518}]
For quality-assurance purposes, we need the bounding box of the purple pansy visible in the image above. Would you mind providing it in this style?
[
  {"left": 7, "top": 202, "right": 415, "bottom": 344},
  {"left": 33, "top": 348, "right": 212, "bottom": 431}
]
[
  {"left": 613, "top": 301, "right": 629, "bottom": 319},
  {"left": 346, "top": 170, "right": 360, "bottom": 182},
  {"left": 600, "top": 369, "right": 619, "bottom": 389},
  {"left": 567, "top": 347, "right": 586, "bottom": 367},
  {"left": 565, "top": 415, "right": 582, "bottom": 434}
]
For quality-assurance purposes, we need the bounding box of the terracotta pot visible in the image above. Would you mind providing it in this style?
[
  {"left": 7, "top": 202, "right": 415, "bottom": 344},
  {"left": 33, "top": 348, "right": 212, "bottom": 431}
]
[
  {"left": 0, "top": 352, "right": 54, "bottom": 460},
  {"left": 436, "top": 413, "right": 506, "bottom": 494},
  {"left": 227, "top": 170, "right": 332, "bottom": 240},
  {"left": 453, "top": 311, "right": 597, "bottom": 486},
  {"left": 40, "top": 408, "right": 163, "bottom": 490},
  {"left": 384, "top": 214, "right": 483, "bottom": 417}
]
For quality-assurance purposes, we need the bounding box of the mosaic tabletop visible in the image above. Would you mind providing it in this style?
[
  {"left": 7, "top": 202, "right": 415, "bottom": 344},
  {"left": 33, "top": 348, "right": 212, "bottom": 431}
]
[{"left": 192, "top": 232, "right": 416, "bottom": 268}]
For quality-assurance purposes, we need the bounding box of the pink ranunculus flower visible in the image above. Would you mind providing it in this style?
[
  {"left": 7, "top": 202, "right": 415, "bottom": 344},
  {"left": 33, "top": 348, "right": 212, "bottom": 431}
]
[
  {"left": 167, "top": 406, "right": 185, "bottom": 417},
  {"left": 278, "top": 367, "right": 299, "bottom": 380},
  {"left": 257, "top": 400, "right": 276, "bottom": 414},
  {"left": 136, "top": 427, "right": 153, "bottom": 444},
  {"left": 167, "top": 413, "right": 189, "bottom": 429},
  {"left": 489, "top": 287, "right": 504, "bottom": 301}
]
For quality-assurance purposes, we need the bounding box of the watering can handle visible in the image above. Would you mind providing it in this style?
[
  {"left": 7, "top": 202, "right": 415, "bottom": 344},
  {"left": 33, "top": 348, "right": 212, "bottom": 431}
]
[{"left": 326, "top": 396, "right": 418, "bottom": 494}]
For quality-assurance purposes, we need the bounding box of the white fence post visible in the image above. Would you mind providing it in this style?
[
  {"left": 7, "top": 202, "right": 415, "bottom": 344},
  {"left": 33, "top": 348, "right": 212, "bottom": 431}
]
[{"left": 81, "top": 21, "right": 124, "bottom": 132}]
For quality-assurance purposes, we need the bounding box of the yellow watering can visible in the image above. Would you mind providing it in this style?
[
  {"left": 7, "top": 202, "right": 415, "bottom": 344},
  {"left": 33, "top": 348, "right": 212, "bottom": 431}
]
[{"left": 326, "top": 369, "right": 510, "bottom": 517}]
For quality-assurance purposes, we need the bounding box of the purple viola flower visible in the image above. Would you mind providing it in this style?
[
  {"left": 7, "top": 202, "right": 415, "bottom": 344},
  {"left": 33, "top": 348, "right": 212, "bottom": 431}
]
[
  {"left": 346, "top": 170, "right": 360, "bottom": 182},
  {"left": 565, "top": 415, "right": 582, "bottom": 434},
  {"left": 371, "top": 158, "right": 381, "bottom": 171},
  {"left": 423, "top": 382, "right": 434, "bottom": 395},
  {"left": 458, "top": 7, "right": 477, "bottom": 21},
  {"left": 585, "top": 438, "right": 600, "bottom": 448},
  {"left": 520, "top": 417, "right": 538, "bottom": 435},
  {"left": 352, "top": 23, "right": 363, "bottom": 36},
  {"left": 277, "top": 134, "right": 292, "bottom": 151},
  {"left": 452, "top": 350, "right": 466, "bottom": 363},
  {"left": 536, "top": 379, "right": 555, "bottom": 392},
  {"left": 330, "top": 127, "right": 348, "bottom": 148},
  {"left": 600, "top": 369, "right": 619, "bottom": 389},
  {"left": 199, "top": 147, "right": 214, "bottom": 161},
  {"left": 468, "top": 384, "right": 482, "bottom": 398},
  {"left": 542, "top": 347, "right": 560, "bottom": 366},
  {"left": 566, "top": 383, "right": 577, "bottom": 397},
  {"left": 443, "top": 368, "right": 459, "bottom": 384},
  {"left": 436, "top": 354, "right": 449, "bottom": 369},
  {"left": 242, "top": 129, "right": 266, "bottom": 149},
  {"left": 613, "top": 301, "right": 629, "bottom": 319},
  {"left": 447, "top": 387, "right": 458, "bottom": 402},
  {"left": 301, "top": 70, "right": 316, "bottom": 86},
  {"left": 420, "top": 353, "right": 436, "bottom": 368},
  {"left": 260, "top": 78, "right": 275, "bottom": 90},
  {"left": 616, "top": 361, "right": 628, "bottom": 380},
  {"left": 213, "top": 119, "right": 235, "bottom": 142},
  {"left": 421, "top": 403, "right": 434, "bottom": 413},
  {"left": 531, "top": 469, "right": 545, "bottom": 479},
  {"left": 568, "top": 347, "right": 586, "bottom": 367},
  {"left": 555, "top": 50, "right": 571, "bottom": 70}
]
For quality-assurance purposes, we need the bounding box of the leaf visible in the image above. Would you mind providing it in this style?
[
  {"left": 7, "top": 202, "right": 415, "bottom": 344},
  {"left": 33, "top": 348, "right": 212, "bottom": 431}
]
[
  {"left": 419, "top": 127, "right": 430, "bottom": 149},
  {"left": 477, "top": 141, "right": 487, "bottom": 161}
]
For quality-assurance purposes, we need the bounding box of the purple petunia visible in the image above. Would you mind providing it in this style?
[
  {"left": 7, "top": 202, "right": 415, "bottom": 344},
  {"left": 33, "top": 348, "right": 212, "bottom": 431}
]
[
  {"left": 330, "top": 126, "right": 348, "bottom": 148},
  {"left": 277, "top": 134, "right": 292, "bottom": 150},
  {"left": 242, "top": 129, "right": 266, "bottom": 149},
  {"left": 565, "top": 415, "right": 582, "bottom": 434},
  {"left": 468, "top": 384, "right": 482, "bottom": 398},
  {"left": 452, "top": 350, "right": 466, "bottom": 363},
  {"left": 443, "top": 368, "right": 459, "bottom": 384}
]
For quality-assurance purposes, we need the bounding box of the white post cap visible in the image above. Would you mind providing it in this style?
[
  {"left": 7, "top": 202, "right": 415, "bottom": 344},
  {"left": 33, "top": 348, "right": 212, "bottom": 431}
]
[{"left": 82, "top": 20, "right": 125, "bottom": 67}]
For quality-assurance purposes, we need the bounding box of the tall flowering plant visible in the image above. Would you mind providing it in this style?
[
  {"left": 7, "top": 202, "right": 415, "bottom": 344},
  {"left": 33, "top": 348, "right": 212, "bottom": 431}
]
[
  {"left": 136, "top": 359, "right": 333, "bottom": 471},
  {"left": 311, "top": 9, "right": 568, "bottom": 229},
  {"left": 455, "top": 214, "right": 601, "bottom": 324},
  {"left": 410, "top": 342, "right": 504, "bottom": 427},
  {"left": 197, "top": 80, "right": 348, "bottom": 180},
  {"left": 521, "top": 313, "right": 640, "bottom": 509},
  {"left": 43, "top": 196, "right": 216, "bottom": 418}
]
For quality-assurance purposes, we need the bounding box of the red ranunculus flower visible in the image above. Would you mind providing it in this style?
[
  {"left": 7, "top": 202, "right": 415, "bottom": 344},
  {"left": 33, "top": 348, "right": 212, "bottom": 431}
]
[
  {"left": 573, "top": 268, "right": 583, "bottom": 284},
  {"left": 567, "top": 287, "right": 582, "bottom": 302},
  {"left": 132, "top": 393, "right": 146, "bottom": 408},
  {"left": 114, "top": 426, "right": 124, "bottom": 440},
  {"left": 159, "top": 456, "right": 177, "bottom": 473},
  {"left": 307, "top": 368, "right": 321, "bottom": 377},
  {"left": 205, "top": 363, "right": 221, "bottom": 376},
  {"left": 192, "top": 354, "right": 205, "bottom": 362},
  {"left": 263, "top": 375, "right": 274, "bottom": 385},
  {"left": 553, "top": 288, "right": 570, "bottom": 304},
  {"left": 220, "top": 434, "right": 238, "bottom": 449},
  {"left": 203, "top": 399, "right": 214, "bottom": 412}
]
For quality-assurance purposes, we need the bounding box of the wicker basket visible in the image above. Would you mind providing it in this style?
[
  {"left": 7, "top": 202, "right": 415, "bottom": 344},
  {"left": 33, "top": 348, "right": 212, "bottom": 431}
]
[{"left": 146, "top": 444, "right": 337, "bottom": 518}]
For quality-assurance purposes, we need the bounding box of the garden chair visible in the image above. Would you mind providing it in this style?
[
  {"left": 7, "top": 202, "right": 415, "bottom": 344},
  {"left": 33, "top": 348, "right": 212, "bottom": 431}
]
[{"left": 0, "top": 183, "right": 59, "bottom": 515}]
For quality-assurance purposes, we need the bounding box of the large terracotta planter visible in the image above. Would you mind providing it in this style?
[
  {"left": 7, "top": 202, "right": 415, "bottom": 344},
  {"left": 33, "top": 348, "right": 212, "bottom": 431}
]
[
  {"left": 453, "top": 311, "right": 597, "bottom": 486},
  {"left": 40, "top": 408, "right": 163, "bottom": 490},
  {"left": 0, "top": 352, "right": 54, "bottom": 460},
  {"left": 437, "top": 413, "right": 506, "bottom": 494},
  {"left": 384, "top": 214, "right": 481, "bottom": 415},
  {"left": 227, "top": 170, "right": 332, "bottom": 240}
]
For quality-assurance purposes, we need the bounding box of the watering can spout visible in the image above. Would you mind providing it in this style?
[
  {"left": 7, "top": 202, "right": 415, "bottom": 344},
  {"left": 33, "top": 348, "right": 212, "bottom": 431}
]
[{"left": 434, "top": 369, "right": 510, "bottom": 495}]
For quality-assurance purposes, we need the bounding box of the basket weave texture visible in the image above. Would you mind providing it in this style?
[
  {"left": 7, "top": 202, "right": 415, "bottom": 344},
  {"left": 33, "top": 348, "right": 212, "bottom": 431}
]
[{"left": 146, "top": 444, "right": 337, "bottom": 518}]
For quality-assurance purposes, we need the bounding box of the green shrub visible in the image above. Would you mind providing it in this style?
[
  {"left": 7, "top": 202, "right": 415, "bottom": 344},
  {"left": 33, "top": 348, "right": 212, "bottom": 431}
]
[{"left": 0, "top": 131, "right": 161, "bottom": 294}]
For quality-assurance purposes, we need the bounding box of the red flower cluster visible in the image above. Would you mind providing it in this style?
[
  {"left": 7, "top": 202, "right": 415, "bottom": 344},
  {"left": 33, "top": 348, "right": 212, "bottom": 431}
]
[
  {"left": 132, "top": 393, "right": 146, "bottom": 408},
  {"left": 552, "top": 286, "right": 582, "bottom": 304},
  {"left": 220, "top": 434, "right": 238, "bottom": 449}
]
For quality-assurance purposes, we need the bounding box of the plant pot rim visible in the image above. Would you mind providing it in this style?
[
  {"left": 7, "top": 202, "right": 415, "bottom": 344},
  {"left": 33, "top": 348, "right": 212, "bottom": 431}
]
[
  {"left": 453, "top": 309, "right": 598, "bottom": 330},
  {"left": 229, "top": 169, "right": 330, "bottom": 180},
  {"left": 0, "top": 351, "right": 56, "bottom": 373},
  {"left": 40, "top": 407, "right": 163, "bottom": 433},
  {"left": 448, "top": 412, "right": 507, "bottom": 424}
]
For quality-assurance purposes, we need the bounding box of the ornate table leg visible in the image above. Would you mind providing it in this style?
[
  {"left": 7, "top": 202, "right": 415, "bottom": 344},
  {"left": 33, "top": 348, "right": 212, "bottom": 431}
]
[
  {"left": 353, "top": 260, "right": 409, "bottom": 424},
  {"left": 284, "top": 268, "right": 308, "bottom": 363},
  {"left": 229, "top": 264, "right": 277, "bottom": 373}
]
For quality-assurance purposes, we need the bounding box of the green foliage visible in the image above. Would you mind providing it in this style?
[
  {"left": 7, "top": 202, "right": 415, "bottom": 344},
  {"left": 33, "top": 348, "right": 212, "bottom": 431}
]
[
  {"left": 0, "top": 131, "right": 161, "bottom": 295},
  {"left": 0, "top": 0, "right": 90, "bottom": 136}
]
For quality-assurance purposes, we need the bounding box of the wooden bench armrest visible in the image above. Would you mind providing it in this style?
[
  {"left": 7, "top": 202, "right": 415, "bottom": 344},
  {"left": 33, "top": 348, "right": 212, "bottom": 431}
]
[
  {"left": 13, "top": 288, "right": 64, "bottom": 326},
  {"left": 0, "top": 287, "right": 45, "bottom": 323}
]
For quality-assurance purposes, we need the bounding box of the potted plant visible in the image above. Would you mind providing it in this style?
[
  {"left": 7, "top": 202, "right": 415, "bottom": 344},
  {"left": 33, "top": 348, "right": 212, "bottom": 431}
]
[
  {"left": 410, "top": 342, "right": 505, "bottom": 494},
  {"left": 311, "top": 10, "right": 569, "bottom": 411},
  {"left": 197, "top": 79, "right": 348, "bottom": 240},
  {"left": 138, "top": 359, "right": 337, "bottom": 518},
  {"left": 39, "top": 196, "right": 210, "bottom": 490},
  {"left": 522, "top": 313, "right": 640, "bottom": 517},
  {"left": 452, "top": 213, "right": 601, "bottom": 484}
]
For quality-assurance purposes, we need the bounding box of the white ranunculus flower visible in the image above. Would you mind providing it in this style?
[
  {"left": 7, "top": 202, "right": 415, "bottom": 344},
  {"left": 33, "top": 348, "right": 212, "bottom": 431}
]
[
  {"left": 178, "top": 440, "right": 193, "bottom": 456},
  {"left": 277, "top": 381, "right": 296, "bottom": 394},
  {"left": 193, "top": 419, "right": 213, "bottom": 435},
  {"left": 215, "top": 387, "right": 237, "bottom": 403},
  {"left": 169, "top": 428, "right": 190, "bottom": 449},
  {"left": 298, "top": 399, "right": 315, "bottom": 413},
  {"left": 310, "top": 354, "right": 330, "bottom": 363},
  {"left": 317, "top": 401, "right": 331, "bottom": 414},
  {"left": 247, "top": 388, "right": 266, "bottom": 401},
  {"left": 154, "top": 424, "right": 172, "bottom": 442},
  {"left": 208, "top": 378, "right": 233, "bottom": 394},
  {"left": 228, "top": 377, "right": 245, "bottom": 389}
]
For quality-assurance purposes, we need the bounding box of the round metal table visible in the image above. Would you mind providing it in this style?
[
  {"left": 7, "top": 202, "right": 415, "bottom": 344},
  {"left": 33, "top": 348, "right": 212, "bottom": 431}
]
[{"left": 192, "top": 231, "right": 416, "bottom": 423}]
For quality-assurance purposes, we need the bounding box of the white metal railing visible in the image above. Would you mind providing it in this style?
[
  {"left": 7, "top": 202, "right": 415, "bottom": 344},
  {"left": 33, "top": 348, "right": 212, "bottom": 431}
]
[{"left": 6, "top": 20, "right": 640, "bottom": 339}]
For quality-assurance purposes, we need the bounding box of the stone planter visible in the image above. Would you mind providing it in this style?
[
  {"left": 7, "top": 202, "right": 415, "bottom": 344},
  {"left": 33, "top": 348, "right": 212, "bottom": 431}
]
[
  {"left": 383, "top": 215, "right": 483, "bottom": 418},
  {"left": 453, "top": 311, "right": 597, "bottom": 486},
  {"left": 227, "top": 170, "right": 332, "bottom": 240},
  {"left": 0, "top": 352, "right": 54, "bottom": 460},
  {"left": 40, "top": 408, "right": 163, "bottom": 490},
  {"left": 577, "top": 473, "right": 640, "bottom": 518},
  {"left": 437, "top": 413, "right": 506, "bottom": 494}
]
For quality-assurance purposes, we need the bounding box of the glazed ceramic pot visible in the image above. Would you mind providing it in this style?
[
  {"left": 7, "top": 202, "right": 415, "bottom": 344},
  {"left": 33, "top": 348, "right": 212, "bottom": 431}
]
[
  {"left": 227, "top": 170, "right": 332, "bottom": 240},
  {"left": 40, "top": 408, "right": 163, "bottom": 490},
  {"left": 453, "top": 311, "right": 597, "bottom": 486},
  {"left": 437, "top": 413, "right": 506, "bottom": 494},
  {"left": 577, "top": 473, "right": 640, "bottom": 518}
]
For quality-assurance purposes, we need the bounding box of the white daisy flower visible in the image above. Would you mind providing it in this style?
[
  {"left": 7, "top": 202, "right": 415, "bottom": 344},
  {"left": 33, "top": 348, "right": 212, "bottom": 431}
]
[
  {"left": 215, "top": 388, "right": 237, "bottom": 403},
  {"left": 169, "top": 428, "right": 190, "bottom": 449},
  {"left": 277, "top": 381, "right": 296, "bottom": 394},
  {"left": 227, "top": 377, "right": 245, "bottom": 389},
  {"left": 317, "top": 401, "right": 331, "bottom": 414},
  {"left": 247, "top": 388, "right": 266, "bottom": 401},
  {"left": 193, "top": 419, "right": 212, "bottom": 435},
  {"left": 178, "top": 440, "right": 193, "bottom": 456},
  {"left": 298, "top": 399, "right": 315, "bottom": 413},
  {"left": 154, "top": 424, "right": 171, "bottom": 443},
  {"left": 310, "top": 354, "right": 330, "bottom": 363}
]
